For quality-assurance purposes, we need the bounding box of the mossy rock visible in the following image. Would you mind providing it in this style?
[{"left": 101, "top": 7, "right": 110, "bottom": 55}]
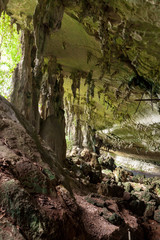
[{"left": 107, "top": 213, "right": 124, "bottom": 226}]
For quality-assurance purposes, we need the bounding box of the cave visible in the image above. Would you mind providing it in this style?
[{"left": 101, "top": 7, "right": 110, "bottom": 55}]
[{"left": 0, "top": 0, "right": 160, "bottom": 239}]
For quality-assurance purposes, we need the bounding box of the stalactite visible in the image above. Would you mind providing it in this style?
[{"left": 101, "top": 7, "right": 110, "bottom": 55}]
[
  {"left": 85, "top": 70, "right": 93, "bottom": 103},
  {"left": 70, "top": 70, "right": 84, "bottom": 98}
]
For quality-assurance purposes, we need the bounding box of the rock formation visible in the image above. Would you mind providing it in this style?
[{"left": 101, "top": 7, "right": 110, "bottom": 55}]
[{"left": 1, "top": 0, "right": 160, "bottom": 239}]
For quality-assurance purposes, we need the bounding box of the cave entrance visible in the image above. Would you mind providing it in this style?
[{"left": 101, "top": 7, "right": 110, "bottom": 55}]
[{"left": 0, "top": 12, "right": 21, "bottom": 99}]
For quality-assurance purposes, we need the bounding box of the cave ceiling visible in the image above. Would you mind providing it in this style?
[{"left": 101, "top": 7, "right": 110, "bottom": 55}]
[{"left": 4, "top": 0, "right": 160, "bottom": 156}]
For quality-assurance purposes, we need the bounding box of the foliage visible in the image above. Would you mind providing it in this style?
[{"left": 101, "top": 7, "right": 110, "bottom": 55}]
[{"left": 0, "top": 12, "right": 22, "bottom": 99}]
